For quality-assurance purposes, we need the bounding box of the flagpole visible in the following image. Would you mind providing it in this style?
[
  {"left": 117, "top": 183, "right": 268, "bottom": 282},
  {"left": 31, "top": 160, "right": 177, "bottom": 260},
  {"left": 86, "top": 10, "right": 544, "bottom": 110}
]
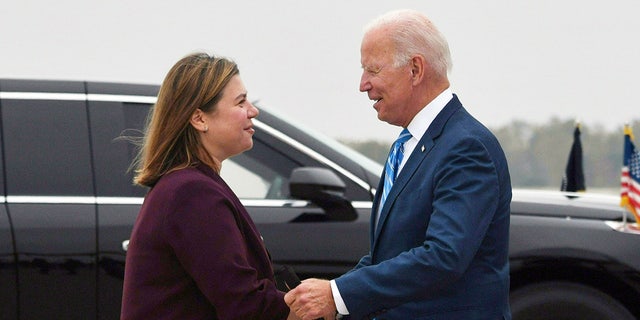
[
  {"left": 623, "top": 123, "right": 627, "bottom": 230},
  {"left": 621, "top": 123, "right": 628, "bottom": 231}
]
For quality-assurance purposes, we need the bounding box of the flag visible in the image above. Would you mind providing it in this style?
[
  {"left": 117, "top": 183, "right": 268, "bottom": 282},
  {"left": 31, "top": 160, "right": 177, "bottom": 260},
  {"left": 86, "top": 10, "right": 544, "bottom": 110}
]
[
  {"left": 621, "top": 125, "right": 640, "bottom": 224},
  {"left": 561, "top": 123, "right": 585, "bottom": 195}
]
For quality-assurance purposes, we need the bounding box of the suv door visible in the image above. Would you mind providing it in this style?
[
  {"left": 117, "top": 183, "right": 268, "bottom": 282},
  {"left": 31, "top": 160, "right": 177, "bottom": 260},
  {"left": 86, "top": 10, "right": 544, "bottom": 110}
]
[
  {"left": 1, "top": 79, "right": 97, "bottom": 319},
  {"left": 221, "top": 117, "right": 373, "bottom": 278},
  {"left": 0, "top": 89, "right": 17, "bottom": 319},
  {"left": 0, "top": 205, "right": 17, "bottom": 320},
  {"left": 104, "top": 101, "right": 376, "bottom": 316},
  {"left": 87, "top": 81, "right": 157, "bottom": 320}
]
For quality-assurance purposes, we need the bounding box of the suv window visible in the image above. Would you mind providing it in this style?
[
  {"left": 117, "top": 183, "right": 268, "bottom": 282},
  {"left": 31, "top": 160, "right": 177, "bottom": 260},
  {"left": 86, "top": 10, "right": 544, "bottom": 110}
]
[
  {"left": 88, "top": 100, "right": 298, "bottom": 200},
  {"left": 3, "top": 98, "right": 93, "bottom": 196},
  {"left": 89, "top": 101, "right": 151, "bottom": 198},
  {"left": 222, "top": 133, "right": 304, "bottom": 200}
]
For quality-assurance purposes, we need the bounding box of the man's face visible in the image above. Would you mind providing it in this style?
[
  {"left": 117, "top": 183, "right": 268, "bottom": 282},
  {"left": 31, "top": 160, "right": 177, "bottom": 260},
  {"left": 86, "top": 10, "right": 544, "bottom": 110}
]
[{"left": 359, "top": 28, "right": 413, "bottom": 127}]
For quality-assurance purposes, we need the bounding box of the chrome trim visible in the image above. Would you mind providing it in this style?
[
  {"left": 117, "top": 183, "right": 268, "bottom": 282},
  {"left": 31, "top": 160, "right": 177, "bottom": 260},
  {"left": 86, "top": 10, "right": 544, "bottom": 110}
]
[
  {"left": 4, "top": 196, "right": 144, "bottom": 205},
  {"left": 98, "top": 197, "right": 144, "bottom": 205},
  {"left": 253, "top": 119, "right": 372, "bottom": 192},
  {"left": 240, "top": 199, "right": 309, "bottom": 207},
  {"left": 352, "top": 201, "right": 373, "bottom": 209},
  {"left": 0, "top": 92, "right": 157, "bottom": 104},
  {"left": 87, "top": 94, "right": 157, "bottom": 104},
  {"left": 6, "top": 196, "right": 96, "bottom": 204},
  {"left": 0, "top": 92, "right": 86, "bottom": 101},
  {"left": 1, "top": 196, "right": 373, "bottom": 209}
]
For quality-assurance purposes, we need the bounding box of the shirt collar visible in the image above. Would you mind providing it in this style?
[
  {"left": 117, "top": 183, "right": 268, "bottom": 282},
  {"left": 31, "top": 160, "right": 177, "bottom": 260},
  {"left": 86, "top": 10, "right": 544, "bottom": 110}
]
[{"left": 406, "top": 88, "right": 453, "bottom": 141}]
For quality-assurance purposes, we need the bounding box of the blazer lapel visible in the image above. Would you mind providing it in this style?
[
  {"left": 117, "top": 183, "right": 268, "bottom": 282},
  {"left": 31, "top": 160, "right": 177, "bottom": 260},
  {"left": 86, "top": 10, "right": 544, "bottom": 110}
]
[
  {"left": 373, "top": 138, "right": 434, "bottom": 245},
  {"left": 371, "top": 95, "right": 463, "bottom": 251}
]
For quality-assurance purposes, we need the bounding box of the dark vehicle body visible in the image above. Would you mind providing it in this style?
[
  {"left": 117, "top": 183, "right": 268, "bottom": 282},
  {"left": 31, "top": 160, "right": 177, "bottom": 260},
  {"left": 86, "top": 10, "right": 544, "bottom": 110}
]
[{"left": 1, "top": 79, "right": 639, "bottom": 319}]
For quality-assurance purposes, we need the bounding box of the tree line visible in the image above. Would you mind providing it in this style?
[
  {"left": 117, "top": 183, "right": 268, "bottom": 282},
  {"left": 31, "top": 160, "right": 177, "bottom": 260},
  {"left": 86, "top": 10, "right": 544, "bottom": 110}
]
[{"left": 341, "top": 118, "right": 640, "bottom": 194}]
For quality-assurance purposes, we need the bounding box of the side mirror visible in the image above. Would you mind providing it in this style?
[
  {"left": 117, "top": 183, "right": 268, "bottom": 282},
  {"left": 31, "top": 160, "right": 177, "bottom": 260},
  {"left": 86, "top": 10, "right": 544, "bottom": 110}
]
[{"left": 289, "top": 167, "right": 358, "bottom": 222}]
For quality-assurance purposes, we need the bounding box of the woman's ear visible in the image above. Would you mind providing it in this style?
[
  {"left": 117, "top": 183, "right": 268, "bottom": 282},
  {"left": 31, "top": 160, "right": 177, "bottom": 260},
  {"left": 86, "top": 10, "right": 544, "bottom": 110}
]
[{"left": 190, "top": 108, "right": 208, "bottom": 133}]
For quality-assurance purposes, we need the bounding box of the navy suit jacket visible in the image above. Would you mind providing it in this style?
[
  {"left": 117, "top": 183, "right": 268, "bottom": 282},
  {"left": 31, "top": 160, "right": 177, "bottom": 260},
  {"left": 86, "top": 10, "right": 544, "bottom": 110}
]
[{"left": 335, "top": 95, "right": 512, "bottom": 320}]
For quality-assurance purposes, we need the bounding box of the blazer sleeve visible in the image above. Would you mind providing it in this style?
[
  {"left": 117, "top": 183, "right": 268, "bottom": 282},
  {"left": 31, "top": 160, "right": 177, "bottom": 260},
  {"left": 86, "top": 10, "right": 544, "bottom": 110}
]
[
  {"left": 162, "top": 178, "right": 289, "bottom": 320},
  {"left": 335, "top": 136, "right": 503, "bottom": 318},
  {"left": 345, "top": 253, "right": 372, "bottom": 275}
]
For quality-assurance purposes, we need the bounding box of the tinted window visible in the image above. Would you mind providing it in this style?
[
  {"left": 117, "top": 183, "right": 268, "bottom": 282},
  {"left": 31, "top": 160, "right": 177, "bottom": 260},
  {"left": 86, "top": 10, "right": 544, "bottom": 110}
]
[
  {"left": 222, "top": 135, "right": 300, "bottom": 199},
  {"left": 221, "top": 158, "right": 273, "bottom": 199},
  {"left": 89, "top": 101, "right": 151, "bottom": 197},
  {"left": 223, "top": 155, "right": 290, "bottom": 200},
  {"left": 3, "top": 99, "right": 93, "bottom": 196}
]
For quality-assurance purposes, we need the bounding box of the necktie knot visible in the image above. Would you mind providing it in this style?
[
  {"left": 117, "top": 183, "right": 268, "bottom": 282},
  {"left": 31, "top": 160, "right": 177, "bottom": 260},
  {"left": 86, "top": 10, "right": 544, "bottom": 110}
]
[
  {"left": 388, "top": 128, "right": 411, "bottom": 180},
  {"left": 394, "top": 128, "right": 412, "bottom": 153},
  {"left": 396, "top": 128, "right": 412, "bottom": 145}
]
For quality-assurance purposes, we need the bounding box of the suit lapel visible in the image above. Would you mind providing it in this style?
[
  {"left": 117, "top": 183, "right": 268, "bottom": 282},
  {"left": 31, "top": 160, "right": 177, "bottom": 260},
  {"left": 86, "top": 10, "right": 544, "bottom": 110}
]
[{"left": 371, "top": 95, "right": 463, "bottom": 252}]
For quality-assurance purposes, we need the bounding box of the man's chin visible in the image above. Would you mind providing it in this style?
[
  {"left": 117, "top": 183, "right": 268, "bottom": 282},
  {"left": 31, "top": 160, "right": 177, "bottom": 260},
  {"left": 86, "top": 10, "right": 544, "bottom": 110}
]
[{"left": 376, "top": 110, "right": 390, "bottom": 124}]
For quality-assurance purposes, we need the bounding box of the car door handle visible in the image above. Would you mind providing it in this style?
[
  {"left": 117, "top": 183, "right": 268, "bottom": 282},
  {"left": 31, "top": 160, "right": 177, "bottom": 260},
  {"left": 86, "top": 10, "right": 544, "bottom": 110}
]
[{"left": 122, "top": 240, "right": 129, "bottom": 252}]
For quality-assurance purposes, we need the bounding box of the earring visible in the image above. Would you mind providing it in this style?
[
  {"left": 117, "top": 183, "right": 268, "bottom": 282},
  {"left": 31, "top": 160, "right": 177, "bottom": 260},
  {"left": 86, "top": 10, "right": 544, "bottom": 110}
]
[{"left": 204, "top": 125, "right": 208, "bottom": 133}]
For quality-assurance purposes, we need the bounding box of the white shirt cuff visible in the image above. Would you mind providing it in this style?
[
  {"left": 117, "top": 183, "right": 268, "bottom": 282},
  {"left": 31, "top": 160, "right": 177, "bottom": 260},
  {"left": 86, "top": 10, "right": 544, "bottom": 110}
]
[{"left": 330, "top": 279, "right": 349, "bottom": 315}]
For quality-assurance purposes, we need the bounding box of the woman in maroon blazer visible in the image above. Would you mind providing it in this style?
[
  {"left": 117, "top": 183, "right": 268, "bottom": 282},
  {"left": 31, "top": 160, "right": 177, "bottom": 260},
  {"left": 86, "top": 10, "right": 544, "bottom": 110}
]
[{"left": 121, "top": 53, "right": 297, "bottom": 320}]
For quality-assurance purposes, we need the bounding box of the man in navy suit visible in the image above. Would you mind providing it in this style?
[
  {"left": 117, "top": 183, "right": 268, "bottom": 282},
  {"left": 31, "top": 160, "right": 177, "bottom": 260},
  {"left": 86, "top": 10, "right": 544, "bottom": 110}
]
[{"left": 285, "top": 9, "right": 512, "bottom": 320}]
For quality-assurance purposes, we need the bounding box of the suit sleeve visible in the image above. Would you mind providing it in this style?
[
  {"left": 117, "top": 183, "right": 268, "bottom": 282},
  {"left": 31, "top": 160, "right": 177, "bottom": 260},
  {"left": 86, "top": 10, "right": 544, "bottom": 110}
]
[
  {"left": 163, "top": 179, "right": 289, "bottom": 320},
  {"left": 335, "top": 137, "right": 501, "bottom": 318},
  {"left": 350, "top": 253, "right": 372, "bottom": 271}
]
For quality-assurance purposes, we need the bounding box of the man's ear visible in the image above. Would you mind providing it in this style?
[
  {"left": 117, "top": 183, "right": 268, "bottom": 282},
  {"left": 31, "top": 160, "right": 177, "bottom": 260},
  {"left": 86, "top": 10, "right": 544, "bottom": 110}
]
[
  {"left": 190, "top": 108, "right": 208, "bottom": 132},
  {"left": 410, "top": 55, "right": 426, "bottom": 85}
]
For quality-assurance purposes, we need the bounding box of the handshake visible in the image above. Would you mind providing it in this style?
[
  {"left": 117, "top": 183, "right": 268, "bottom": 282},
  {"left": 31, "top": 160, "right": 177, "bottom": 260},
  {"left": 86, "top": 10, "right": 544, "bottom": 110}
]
[{"left": 281, "top": 273, "right": 338, "bottom": 320}]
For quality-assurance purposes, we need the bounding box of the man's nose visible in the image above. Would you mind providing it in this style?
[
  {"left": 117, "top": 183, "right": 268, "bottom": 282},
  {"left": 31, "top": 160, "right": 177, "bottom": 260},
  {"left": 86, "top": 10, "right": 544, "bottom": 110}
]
[{"left": 359, "top": 73, "right": 371, "bottom": 92}]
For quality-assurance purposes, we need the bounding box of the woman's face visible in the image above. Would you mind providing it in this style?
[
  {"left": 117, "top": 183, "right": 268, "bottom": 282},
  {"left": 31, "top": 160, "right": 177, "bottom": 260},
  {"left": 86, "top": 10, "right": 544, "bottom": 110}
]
[{"left": 200, "top": 75, "right": 259, "bottom": 162}]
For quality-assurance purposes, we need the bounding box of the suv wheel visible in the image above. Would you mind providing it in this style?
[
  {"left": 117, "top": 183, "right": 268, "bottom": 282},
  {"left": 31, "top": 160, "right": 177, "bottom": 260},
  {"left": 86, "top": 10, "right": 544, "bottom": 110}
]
[{"left": 510, "top": 281, "right": 635, "bottom": 320}]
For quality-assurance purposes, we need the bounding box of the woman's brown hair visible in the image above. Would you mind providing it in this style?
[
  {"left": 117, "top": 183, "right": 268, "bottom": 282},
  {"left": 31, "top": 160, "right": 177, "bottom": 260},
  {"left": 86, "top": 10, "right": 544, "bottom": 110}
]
[{"left": 133, "top": 52, "right": 239, "bottom": 187}]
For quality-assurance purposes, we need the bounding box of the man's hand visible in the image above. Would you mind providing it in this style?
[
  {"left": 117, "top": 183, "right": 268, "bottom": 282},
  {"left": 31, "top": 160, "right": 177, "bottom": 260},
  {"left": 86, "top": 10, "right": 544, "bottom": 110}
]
[
  {"left": 284, "top": 278, "right": 336, "bottom": 320},
  {"left": 287, "top": 310, "right": 302, "bottom": 320}
]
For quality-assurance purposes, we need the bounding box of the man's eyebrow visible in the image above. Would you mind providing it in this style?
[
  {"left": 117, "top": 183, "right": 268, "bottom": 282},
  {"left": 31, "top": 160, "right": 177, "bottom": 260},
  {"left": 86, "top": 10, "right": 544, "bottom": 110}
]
[{"left": 363, "top": 64, "right": 381, "bottom": 72}]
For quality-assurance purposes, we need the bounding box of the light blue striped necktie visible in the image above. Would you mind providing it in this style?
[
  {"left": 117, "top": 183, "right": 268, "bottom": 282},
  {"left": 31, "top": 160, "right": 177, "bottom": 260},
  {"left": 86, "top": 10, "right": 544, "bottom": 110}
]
[{"left": 379, "top": 128, "right": 412, "bottom": 213}]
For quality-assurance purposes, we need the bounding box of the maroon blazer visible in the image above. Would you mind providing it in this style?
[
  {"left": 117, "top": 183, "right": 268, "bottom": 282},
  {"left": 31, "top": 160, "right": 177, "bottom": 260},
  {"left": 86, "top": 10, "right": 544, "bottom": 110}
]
[{"left": 121, "top": 164, "right": 289, "bottom": 320}]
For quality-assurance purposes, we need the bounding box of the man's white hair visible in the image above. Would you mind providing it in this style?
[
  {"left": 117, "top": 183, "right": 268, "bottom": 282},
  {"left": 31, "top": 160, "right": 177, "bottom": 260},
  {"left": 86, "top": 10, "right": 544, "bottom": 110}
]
[{"left": 364, "top": 9, "right": 452, "bottom": 78}]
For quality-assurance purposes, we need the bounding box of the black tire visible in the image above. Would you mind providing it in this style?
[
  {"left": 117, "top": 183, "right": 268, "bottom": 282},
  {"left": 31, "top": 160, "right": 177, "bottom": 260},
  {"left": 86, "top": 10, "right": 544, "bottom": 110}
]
[{"left": 510, "top": 281, "right": 635, "bottom": 320}]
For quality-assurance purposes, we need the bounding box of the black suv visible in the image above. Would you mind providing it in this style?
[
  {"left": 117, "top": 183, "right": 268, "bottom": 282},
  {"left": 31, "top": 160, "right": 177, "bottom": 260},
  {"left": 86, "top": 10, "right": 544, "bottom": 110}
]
[{"left": 1, "top": 79, "right": 639, "bottom": 320}]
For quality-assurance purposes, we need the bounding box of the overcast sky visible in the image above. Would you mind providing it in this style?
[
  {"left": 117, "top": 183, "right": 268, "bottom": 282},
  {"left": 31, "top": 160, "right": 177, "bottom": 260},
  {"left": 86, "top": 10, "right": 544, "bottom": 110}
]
[{"left": 2, "top": 0, "right": 639, "bottom": 142}]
